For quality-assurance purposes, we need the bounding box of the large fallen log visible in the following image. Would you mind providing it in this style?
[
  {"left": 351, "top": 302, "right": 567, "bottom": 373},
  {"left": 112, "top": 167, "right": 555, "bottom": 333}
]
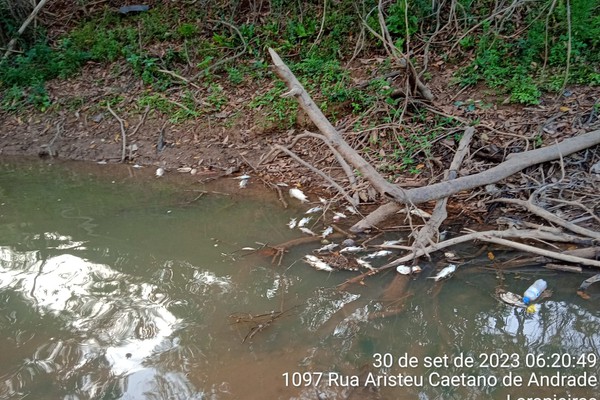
[{"left": 351, "top": 129, "right": 600, "bottom": 232}]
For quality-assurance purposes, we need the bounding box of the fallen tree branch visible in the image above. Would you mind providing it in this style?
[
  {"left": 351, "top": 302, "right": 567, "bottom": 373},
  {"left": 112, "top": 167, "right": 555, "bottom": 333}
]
[
  {"left": 490, "top": 197, "right": 600, "bottom": 240},
  {"left": 107, "top": 104, "right": 127, "bottom": 163},
  {"left": 339, "top": 228, "right": 600, "bottom": 289},
  {"left": 2, "top": 0, "right": 50, "bottom": 61},
  {"left": 263, "top": 130, "right": 360, "bottom": 203},
  {"left": 273, "top": 144, "right": 356, "bottom": 205},
  {"left": 267, "top": 48, "right": 600, "bottom": 233},
  {"left": 411, "top": 126, "right": 475, "bottom": 256},
  {"left": 352, "top": 129, "right": 600, "bottom": 232}
]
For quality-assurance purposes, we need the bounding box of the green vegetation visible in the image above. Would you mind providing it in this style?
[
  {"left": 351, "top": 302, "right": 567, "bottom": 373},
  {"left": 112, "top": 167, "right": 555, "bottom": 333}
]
[{"left": 0, "top": 0, "right": 598, "bottom": 124}]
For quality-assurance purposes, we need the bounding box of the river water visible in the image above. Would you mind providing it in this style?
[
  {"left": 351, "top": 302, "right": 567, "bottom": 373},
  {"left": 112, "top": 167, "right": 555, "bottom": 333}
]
[{"left": 0, "top": 158, "right": 598, "bottom": 400}]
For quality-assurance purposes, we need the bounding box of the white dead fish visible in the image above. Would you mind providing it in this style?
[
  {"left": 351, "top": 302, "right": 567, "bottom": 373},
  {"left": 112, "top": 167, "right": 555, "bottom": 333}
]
[
  {"left": 234, "top": 174, "right": 251, "bottom": 180},
  {"left": 289, "top": 188, "right": 308, "bottom": 202},
  {"left": 427, "top": 264, "right": 458, "bottom": 282},
  {"left": 362, "top": 250, "right": 393, "bottom": 259},
  {"left": 155, "top": 167, "right": 165, "bottom": 177},
  {"left": 178, "top": 167, "right": 193, "bottom": 173},
  {"left": 303, "top": 255, "right": 334, "bottom": 272},
  {"left": 333, "top": 212, "right": 347, "bottom": 219},
  {"left": 299, "top": 227, "right": 317, "bottom": 236},
  {"left": 321, "top": 226, "right": 333, "bottom": 238},
  {"left": 356, "top": 258, "right": 375, "bottom": 270},
  {"left": 239, "top": 178, "right": 249, "bottom": 189},
  {"left": 382, "top": 239, "right": 403, "bottom": 246},
  {"left": 316, "top": 243, "right": 338, "bottom": 253},
  {"left": 298, "top": 216, "right": 312, "bottom": 227},
  {"left": 340, "top": 246, "right": 364, "bottom": 254},
  {"left": 287, "top": 218, "right": 298, "bottom": 229},
  {"left": 396, "top": 265, "right": 422, "bottom": 275},
  {"left": 241, "top": 247, "right": 257, "bottom": 251},
  {"left": 305, "top": 206, "right": 323, "bottom": 214},
  {"left": 498, "top": 290, "right": 526, "bottom": 308}
]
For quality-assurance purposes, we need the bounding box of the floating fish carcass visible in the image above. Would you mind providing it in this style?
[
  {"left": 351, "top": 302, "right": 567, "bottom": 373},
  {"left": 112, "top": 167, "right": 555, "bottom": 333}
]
[
  {"left": 298, "top": 216, "right": 312, "bottom": 227},
  {"left": 299, "top": 227, "right": 317, "bottom": 236},
  {"left": 396, "top": 265, "right": 422, "bottom": 275},
  {"left": 321, "top": 226, "right": 333, "bottom": 238},
  {"left": 427, "top": 264, "right": 457, "bottom": 281},
  {"left": 305, "top": 206, "right": 323, "bottom": 214},
  {"left": 362, "top": 250, "right": 393, "bottom": 259},
  {"left": 289, "top": 188, "right": 308, "bottom": 202},
  {"left": 303, "top": 255, "right": 334, "bottom": 272},
  {"left": 339, "top": 246, "right": 364, "bottom": 254},
  {"left": 316, "top": 243, "right": 338, "bottom": 253},
  {"left": 287, "top": 218, "right": 297, "bottom": 229}
]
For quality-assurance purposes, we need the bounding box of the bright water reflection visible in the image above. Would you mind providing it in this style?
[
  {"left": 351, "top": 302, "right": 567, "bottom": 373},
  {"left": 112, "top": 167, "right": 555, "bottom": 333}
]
[{"left": 0, "top": 158, "right": 598, "bottom": 400}]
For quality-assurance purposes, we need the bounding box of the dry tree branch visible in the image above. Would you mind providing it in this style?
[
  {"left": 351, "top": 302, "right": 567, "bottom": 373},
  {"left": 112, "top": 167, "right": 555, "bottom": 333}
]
[
  {"left": 273, "top": 144, "right": 356, "bottom": 205},
  {"left": 411, "top": 126, "right": 475, "bottom": 257},
  {"left": 107, "top": 104, "right": 127, "bottom": 163},
  {"left": 489, "top": 197, "right": 600, "bottom": 240},
  {"left": 2, "top": 0, "right": 50, "bottom": 60},
  {"left": 339, "top": 228, "right": 600, "bottom": 289}
]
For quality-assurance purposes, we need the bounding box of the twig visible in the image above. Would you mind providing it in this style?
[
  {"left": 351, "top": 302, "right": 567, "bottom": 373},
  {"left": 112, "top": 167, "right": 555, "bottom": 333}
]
[
  {"left": 107, "top": 104, "right": 127, "bottom": 163},
  {"left": 2, "top": 0, "right": 51, "bottom": 61},
  {"left": 273, "top": 144, "right": 356, "bottom": 205},
  {"left": 192, "top": 19, "right": 247, "bottom": 80},
  {"left": 130, "top": 105, "right": 151, "bottom": 137},
  {"left": 157, "top": 69, "right": 201, "bottom": 90},
  {"left": 490, "top": 197, "right": 600, "bottom": 240}
]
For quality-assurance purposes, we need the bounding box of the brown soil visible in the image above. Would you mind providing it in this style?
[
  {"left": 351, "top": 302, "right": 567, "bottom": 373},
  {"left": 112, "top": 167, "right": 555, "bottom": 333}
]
[{"left": 1, "top": 3, "right": 599, "bottom": 227}]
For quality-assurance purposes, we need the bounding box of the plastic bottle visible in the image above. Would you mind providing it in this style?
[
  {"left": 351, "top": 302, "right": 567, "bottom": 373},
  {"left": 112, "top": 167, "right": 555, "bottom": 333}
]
[{"left": 523, "top": 279, "right": 547, "bottom": 305}]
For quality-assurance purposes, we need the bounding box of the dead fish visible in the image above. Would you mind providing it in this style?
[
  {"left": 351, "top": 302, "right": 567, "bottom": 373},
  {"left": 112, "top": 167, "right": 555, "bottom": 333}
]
[
  {"left": 382, "top": 239, "right": 403, "bottom": 246},
  {"left": 316, "top": 243, "right": 338, "bottom": 253},
  {"left": 298, "top": 216, "right": 312, "bottom": 227},
  {"left": 333, "top": 212, "right": 347, "bottom": 219},
  {"left": 356, "top": 258, "right": 375, "bottom": 270},
  {"left": 239, "top": 178, "right": 249, "bottom": 189},
  {"left": 303, "top": 255, "right": 334, "bottom": 272},
  {"left": 178, "top": 167, "right": 193, "bottom": 173},
  {"left": 427, "top": 264, "right": 457, "bottom": 281},
  {"left": 299, "top": 227, "right": 317, "bottom": 236},
  {"left": 340, "top": 246, "right": 364, "bottom": 254},
  {"left": 234, "top": 174, "right": 251, "bottom": 180},
  {"left": 362, "top": 250, "right": 393, "bottom": 259},
  {"left": 396, "top": 265, "right": 422, "bottom": 275},
  {"left": 321, "top": 226, "right": 333, "bottom": 238},
  {"left": 498, "top": 290, "right": 526, "bottom": 308},
  {"left": 289, "top": 188, "right": 308, "bottom": 202},
  {"left": 287, "top": 218, "right": 298, "bottom": 229},
  {"left": 305, "top": 206, "right": 323, "bottom": 214},
  {"left": 155, "top": 167, "right": 165, "bottom": 177}
]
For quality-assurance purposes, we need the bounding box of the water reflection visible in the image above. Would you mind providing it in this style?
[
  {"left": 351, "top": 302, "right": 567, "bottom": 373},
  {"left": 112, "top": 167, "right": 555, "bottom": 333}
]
[{"left": 0, "top": 241, "right": 193, "bottom": 399}]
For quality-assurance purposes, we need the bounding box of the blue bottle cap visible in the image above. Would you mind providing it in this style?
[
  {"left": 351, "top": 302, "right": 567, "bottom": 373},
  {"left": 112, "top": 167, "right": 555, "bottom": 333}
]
[{"left": 523, "top": 296, "right": 531, "bottom": 305}]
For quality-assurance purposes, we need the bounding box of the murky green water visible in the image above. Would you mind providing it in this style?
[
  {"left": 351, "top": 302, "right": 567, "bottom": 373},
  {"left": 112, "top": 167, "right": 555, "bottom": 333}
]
[{"left": 0, "top": 158, "right": 598, "bottom": 400}]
